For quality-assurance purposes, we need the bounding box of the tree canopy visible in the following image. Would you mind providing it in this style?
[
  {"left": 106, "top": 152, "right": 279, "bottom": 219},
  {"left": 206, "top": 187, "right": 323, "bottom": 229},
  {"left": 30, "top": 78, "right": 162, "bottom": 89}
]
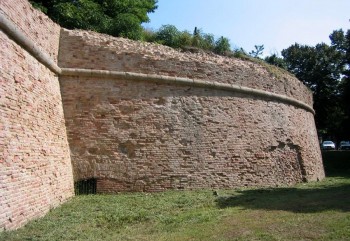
[
  {"left": 330, "top": 29, "right": 350, "bottom": 138},
  {"left": 30, "top": 0, "right": 158, "bottom": 39},
  {"left": 264, "top": 28, "right": 350, "bottom": 141},
  {"left": 281, "top": 43, "right": 344, "bottom": 138},
  {"left": 249, "top": 45, "right": 264, "bottom": 58}
]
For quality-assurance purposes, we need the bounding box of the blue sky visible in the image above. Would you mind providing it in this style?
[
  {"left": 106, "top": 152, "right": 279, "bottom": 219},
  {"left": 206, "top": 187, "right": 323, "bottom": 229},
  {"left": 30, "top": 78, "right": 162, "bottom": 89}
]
[{"left": 143, "top": 0, "right": 350, "bottom": 56}]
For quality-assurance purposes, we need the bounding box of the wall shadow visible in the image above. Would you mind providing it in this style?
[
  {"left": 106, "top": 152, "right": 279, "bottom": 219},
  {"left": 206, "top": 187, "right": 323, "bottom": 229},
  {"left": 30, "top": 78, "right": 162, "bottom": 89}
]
[
  {"left": 322, "top": 151, "right": 350, "bottom": 177},
  {"left": 216, "top": 173, "right": 350, "bottom": 213}
]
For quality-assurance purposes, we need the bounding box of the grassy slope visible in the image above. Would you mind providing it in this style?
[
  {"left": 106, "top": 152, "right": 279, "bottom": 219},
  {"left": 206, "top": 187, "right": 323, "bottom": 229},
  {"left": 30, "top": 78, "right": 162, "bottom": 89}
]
[{"left": 1, "top": 171, "right": 349, "bottom": 241}]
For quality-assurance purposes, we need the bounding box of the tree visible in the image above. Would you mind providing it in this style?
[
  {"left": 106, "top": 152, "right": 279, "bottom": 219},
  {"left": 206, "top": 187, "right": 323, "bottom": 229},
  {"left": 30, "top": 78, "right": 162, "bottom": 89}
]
[
  {"left": 29, "top": 0, "right": 158, "bottom": 40},
  {"left": 192, "top": 27, "right": 201, "bottom": 47},
  {"left": 214, "top": 36, "right": 231, "bottom": 55},
  {"left": 155, "top": 25, "right": 181, "bottom": 48},
  {"left": 282, "top": 43, "right": 344, "bottom": 138},
  {"left": 264, "top": 54, "right": 287, "bottom": 70},
  {"left": 177, "top": 30, "right": 193, "bottom": 48},
  {"left": 200, "top": 33, "right": 215, "bottom": 51},
  {"left": 330, "top": 29, "right": 350, "bottom": 138},
  {"left": 249, "top": 45, "right": 264, "bottom": 58},
  {"left": 191, "top": 27, "right": 215, "bottom": 51}
]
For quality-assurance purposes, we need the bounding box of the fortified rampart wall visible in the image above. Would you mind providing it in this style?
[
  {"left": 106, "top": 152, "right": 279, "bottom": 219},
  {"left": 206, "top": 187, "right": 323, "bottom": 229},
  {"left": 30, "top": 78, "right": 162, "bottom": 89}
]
[
  {"left": 59, "top": 30, "right": 324, "bottom": 192},
  {"left": 0, "top": 0, "right": 324, "bottom": 231},
  {"left": 0, "top": 0, "right": 74, "bottom": 231}
]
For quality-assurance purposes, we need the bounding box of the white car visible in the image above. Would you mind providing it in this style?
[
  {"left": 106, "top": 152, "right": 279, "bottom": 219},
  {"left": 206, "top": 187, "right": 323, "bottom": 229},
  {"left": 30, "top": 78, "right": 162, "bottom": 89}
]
[
  {"left": 322, "top": 141, "right": 336, "bottom": 150},
  {"left": 339, "top": 141, "right": 350, "bottom": 150}
]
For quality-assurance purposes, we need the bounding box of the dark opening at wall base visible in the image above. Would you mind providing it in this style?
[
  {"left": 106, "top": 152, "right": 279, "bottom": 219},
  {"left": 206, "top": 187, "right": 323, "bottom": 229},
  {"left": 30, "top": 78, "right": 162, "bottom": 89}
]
[{"left": 74, "top": 178, "right": 97, "bottom": 195}]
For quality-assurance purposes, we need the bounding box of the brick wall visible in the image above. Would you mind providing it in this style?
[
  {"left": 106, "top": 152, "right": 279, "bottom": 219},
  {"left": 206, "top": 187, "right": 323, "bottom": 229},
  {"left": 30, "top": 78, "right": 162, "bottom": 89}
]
[
  {"left": 0, "top": 1, "right": 74, "bottom": 230},
  {"left": 59, "top": 30, "right": 324, "bottom": 193}
]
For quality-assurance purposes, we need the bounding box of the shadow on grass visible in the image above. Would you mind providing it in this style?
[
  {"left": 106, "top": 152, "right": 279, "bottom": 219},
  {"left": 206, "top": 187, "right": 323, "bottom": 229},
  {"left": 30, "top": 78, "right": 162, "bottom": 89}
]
[
  {"left": 322, "top": 151, "right": 350, "bottom": 177},
  {"left": 216, "top": 173, "right": 350, "bottom": 213}
]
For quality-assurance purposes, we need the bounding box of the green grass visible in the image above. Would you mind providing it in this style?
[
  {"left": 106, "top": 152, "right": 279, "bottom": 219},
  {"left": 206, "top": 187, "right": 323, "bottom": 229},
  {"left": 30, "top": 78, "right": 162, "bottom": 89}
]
[
  {"left": 1, "top": 175, "right": 349, "bottom": 241},
  {"left": 1, "top": 165, "right": 350, "bottom": 240}
]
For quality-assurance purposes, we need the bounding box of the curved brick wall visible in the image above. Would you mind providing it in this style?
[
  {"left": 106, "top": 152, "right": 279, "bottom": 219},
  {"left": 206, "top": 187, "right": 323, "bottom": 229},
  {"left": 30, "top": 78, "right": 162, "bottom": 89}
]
[
  {"left": 0, "top": 1, "right": 73, "bottom": 230},
  {"left": 59, "top": 29, "right": 324, "bottom": 193}
]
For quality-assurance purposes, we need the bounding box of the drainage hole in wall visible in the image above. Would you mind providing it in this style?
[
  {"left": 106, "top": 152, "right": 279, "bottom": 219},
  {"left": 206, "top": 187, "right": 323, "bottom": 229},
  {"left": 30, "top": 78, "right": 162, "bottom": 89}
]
[{"left": 74, "top": 178, "right": 97, "bottom": 195}]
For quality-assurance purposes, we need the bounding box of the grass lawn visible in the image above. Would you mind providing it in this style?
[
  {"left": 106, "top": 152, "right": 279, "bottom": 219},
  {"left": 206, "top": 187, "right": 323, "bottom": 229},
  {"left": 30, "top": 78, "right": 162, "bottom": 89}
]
[{"left": 1, "top": 155, "right": 350, "bottom": 240}]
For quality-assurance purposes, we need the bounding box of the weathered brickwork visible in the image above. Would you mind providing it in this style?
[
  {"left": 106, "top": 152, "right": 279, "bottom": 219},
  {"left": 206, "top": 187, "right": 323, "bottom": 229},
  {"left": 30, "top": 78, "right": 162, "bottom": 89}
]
[
  {"left": 59, "top": 29, "right": 324, "bottom": 193},
  {"left": 60, "top": 76, "right": 324, "bottom": 193},
  {"left": 0, "top": 1, "right": 74, "bottom": 231}
]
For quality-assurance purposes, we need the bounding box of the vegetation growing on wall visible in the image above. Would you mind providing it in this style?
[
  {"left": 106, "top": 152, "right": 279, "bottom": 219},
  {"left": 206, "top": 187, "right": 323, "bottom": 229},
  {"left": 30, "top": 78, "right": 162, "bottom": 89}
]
[{"left": 145, "top": 25, "right": 232, "bottom": 55}]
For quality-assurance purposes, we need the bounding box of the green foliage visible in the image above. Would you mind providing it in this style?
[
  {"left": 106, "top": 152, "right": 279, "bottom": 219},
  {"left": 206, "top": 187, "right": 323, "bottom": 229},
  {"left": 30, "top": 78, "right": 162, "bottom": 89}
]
[
  {"left": 155, "top": 24, "right": 181, "bottom": 47},
  {"left": 29, "top": 1, "right": 48, "bottom": 13},
  {"left": 191, "top": 27, "right": 215, "bottom": 51},
  {"left": 141, "top": 28, "right": 157, "bottom": 42},
  {"left": 29, "top": 0, "right": 158, "bottom": 39},
  {"left": 200, "top": 33, "right": 215, "bottom": 51},
  {"left": 191, "top": 27, "right": 201, "bottom": 47},
  {"left": 265, "top": 54, "right": 287, "bottom": 69},
  {"left": 232, "top": 48, "right": 249, "bottom": 59},
  {"left": 51, "top": 0, "right": 105, "bottom": 32},
  {"left": 108, "top": 13, "right": 144, "bottom": 39},
  {"left": 264, "top": 28, "right": 350, "bottom": 141},
  {"left": 265, "top": 28, "right": 350, "bottom": 141},
  {"left": 149, "top": 26, "right": 231, "bottom": 56},
  {"left": 177, "top": 30, "right": 193, "bottom": 48},
  {"left": 282, "top": 43, "right": 344, "bottom": 138},
  {"left": 330, "top": 29, "right": 350, "bottom": 138},
  {"left": 214, "top": 36, "right": 231, "bottom": 55},
  {"left": 249, "top": 45, "right": 264, "bottom": 58}
]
